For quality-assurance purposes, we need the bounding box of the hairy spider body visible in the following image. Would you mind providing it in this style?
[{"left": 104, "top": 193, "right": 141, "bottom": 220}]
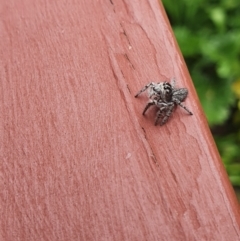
[{"left": 135, "top": 79, "right": 193, "bottom": 125}]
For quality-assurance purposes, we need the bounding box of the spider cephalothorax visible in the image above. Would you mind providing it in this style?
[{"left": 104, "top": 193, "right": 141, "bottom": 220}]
[{"left": 135, "top": 78, "right": 193, "bottom": 125}]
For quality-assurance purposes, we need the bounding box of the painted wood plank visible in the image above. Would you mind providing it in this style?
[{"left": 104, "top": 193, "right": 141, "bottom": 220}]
[{"left": 1, "top": 0, "right": 239, "bottom": 240}]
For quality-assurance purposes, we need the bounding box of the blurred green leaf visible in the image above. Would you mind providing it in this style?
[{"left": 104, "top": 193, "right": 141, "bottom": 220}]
[
  {"left": 208, "top": 7, "right": 226, "bottom": 31},
  {"left": 162, "top": 0, "right": 240, "bottom": 186}
]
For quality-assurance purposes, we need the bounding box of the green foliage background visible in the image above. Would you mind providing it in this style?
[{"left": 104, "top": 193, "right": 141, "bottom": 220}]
[{"left": 162, "top": 0, "right": 240, "bottom": 186}]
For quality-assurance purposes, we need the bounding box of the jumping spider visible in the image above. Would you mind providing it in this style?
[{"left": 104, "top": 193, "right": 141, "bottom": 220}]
[{"left": 135, "top": 78, "right": 193, "bottom": 126}]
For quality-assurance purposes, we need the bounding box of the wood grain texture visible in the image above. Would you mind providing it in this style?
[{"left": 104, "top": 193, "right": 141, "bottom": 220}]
[{"left": 1, "top": 0, "right": 239, "bottom": 240}]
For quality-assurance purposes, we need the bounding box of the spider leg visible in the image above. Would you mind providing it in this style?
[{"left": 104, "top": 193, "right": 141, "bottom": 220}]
[
  {"left": 160, "top": 103, "right": 175, "bottom": 125},
  {"left": 155, "top": 109, "right": 164, "bottom": 125},
  {"left": 174, "top": 99, "right": 193, "bottom": 115},
  {"left": 154, "top": 102, "right": 169, "bottom": 125},
  {"left": 135, "top": 82, "right": 154, "bottom": 98},
  {"left": 142, "top": 100, "right": 155, "bottom": 115}
]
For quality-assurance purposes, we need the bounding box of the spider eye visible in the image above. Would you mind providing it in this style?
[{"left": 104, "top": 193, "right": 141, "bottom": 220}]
[
  {"left": 165, "top": 87, "right": 172, "bottom": 93},
  {"left": 164, "top": 83, "right": 171, "bottom": 89}
]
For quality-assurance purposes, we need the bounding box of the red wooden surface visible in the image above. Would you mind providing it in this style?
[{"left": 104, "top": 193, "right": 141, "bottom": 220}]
[{"left": 1, "top": 0, "right": 240, "bottom": 240}]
